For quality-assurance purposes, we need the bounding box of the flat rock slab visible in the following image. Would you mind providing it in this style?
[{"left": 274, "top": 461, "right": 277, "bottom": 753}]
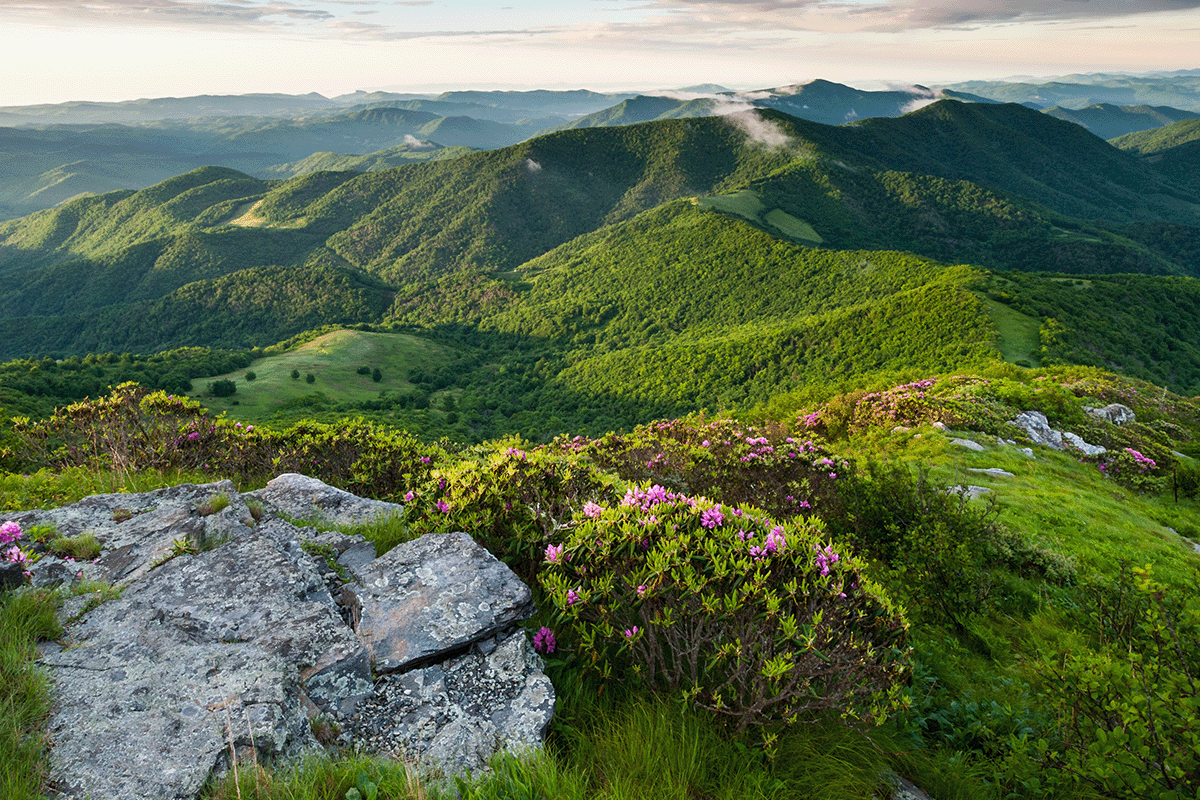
[
  {"left": 41, "top": 519, "right": 371, "bottom": 800},
  {"left": 950, "top": 438, "right": 986, "bottom": 452},
  {"left": 10, "top": 481, "right": 253, "bottom": 588},
  {"left": 351, "top": 629, "right": 555, "bottom": 778},
  {"left": 350, "top": 531, "right": 535, "bottom": 674},
  {"left": 948, "top": 485, "right": 993, "bottom": 500},
  {"left": 966, "top": 468, "right": 1016, "bottom": 478},
  {"left": 246, "top": 473, "right": 404, "bottom": 528}
]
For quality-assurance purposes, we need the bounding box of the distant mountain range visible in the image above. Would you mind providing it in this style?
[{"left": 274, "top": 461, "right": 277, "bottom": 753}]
[{"left": 6, "top": 75, "right": 1200, "bottom": 221}]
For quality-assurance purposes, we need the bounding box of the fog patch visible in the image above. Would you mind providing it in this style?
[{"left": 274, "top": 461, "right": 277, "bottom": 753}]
[
  {"left": 403, "top": 134, "right": 434, "bottom": 149},
  {"left": 524, "top": 158, "right": 542, "bottom": 173},
  {"left": 726, "top": 109, "right": 792, "bottom": 150},
  {"left": 899, "top": 87, "right": 946, "bottom": 114}
]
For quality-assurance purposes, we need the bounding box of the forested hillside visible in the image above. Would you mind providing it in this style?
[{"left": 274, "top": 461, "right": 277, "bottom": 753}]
[{"left": 3, "top": 99, "right": 1200, "bottom": 436}]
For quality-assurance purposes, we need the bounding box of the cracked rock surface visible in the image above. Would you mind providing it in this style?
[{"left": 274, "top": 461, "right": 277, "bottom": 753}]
[{"left": 20, "top": 477, "right": 553, "bottom": 800}]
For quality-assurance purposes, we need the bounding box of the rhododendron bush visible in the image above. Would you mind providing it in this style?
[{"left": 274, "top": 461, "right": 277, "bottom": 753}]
[{"left": 539, "top": 484, "right": 910, "bottom": 735}]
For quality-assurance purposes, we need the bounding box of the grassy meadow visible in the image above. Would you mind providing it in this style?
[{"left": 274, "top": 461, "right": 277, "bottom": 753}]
[{"left": 192, "top": 330, "right": 458, "bottom": 420}]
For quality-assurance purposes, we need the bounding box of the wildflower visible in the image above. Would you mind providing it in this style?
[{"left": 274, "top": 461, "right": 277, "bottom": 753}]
[
  {"left": 624, "top": 626, "right": 639, "bottom": 638},
  {"left": 419, "top": 456, "right": 431, "bottom": 464},
  {"left": 567, "top": 589, "right": 579, "bottom": 606},
  {"left": 582, "top": 501, "right": 603, "bottom": 519},
  {"left": 544, "top": 543, "right": 564, "bottom": 564},
  {"left": 0, "top": 520, "right": 21, "bottom": 545},
  {"left": 404, "top": 491, "right": 415, "bottom": 502},
  {"left": 5, "top": 545, "right": 28, "bottom": 566},
  {"left": 436, "top": 499, "right": 451, "bottom": 514},
  {"left": 532, "top": 627, "right": 556, "bottom": 655},
  {"left": 700, "top": 506, "right": 724, "bottom": 529},
  {"left": 636, "top": 585, "right": 647, "bottom": 597},
  {"left": 187, "top": 432, "right": 200, "bottom": 441},
  {"left": 765, "top": 526, "right": 786, "bottom": 554}
]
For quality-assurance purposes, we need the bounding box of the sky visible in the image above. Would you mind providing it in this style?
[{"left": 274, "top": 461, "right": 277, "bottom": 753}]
[{"left": 1, "top": 0, "right": 1198, "bottom": 106}]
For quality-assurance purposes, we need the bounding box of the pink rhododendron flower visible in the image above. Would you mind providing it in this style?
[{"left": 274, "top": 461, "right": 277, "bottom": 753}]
[
  {"left": 532, "top": 626, "right": 556, "bottom": 655},
  {"left": 0, "top": 520, "right": 21, "bottom": 544},
  {"left": 544, "top": 544, "right": 564, "bottom": 563},
  {"left": 582, "top": 501, "right": 603, "bottom": 519}
]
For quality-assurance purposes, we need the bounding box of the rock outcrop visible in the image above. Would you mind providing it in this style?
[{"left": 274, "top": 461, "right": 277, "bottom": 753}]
[
  {"left": 1010, "top": 410, "right": 1106, "bottom": 455},
  {"left": 11, "top": 477, "right": 553, "bottom": 800},
  {"left": 1084, "top": 403, "right": 1135, "bottom": 426}
]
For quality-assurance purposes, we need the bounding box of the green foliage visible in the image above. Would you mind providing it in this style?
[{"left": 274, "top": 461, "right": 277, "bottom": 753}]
[
  {"left": 578, "top": 415, "right": 848, "bottom": 521},
  {"left": 822, "top": 462, "right": 1072, "bottom": 627},
  {"left": 404, "top": 442, "right": 618, "bottom": 580},
  {"left": 1026, "top": 566, "right": 1200, "bottom": 799},
  {"left": 210, "top": 379, "right": 237, "bottom": 397},
  {"left": 541, "top": 486, "right": 910, "bottom": 736},
  {"left": 245, "top": 371, "right": 256, "bottom": 381},
  {"left": 9, "top": 383, "right": 444, "bottom": 500},
  {"left": 371, "top": 367, "right": 382, "bottom": 383},
  {"left": 306, "top": 373, "right": 316, "bottom": 384},
  {"left": 291, "top": 369, "right": 300, "bottom": 380}
]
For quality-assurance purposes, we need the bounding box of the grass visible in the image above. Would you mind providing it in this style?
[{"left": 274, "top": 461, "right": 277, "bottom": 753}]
[
  {"left": 981, "top": 298, "right": 1041, "bottom": 366},
  {"left": 694, "top": 190, "right": 823, "bottom": 245},
  {"left": 0, "top": 467, "right": 217, "bottom": 512},
  {"left": 0, "top": 589, "right": 61, "bottom": 800},
  {"left": 191, "top": 330, "right": 460, "bottom": 422}
]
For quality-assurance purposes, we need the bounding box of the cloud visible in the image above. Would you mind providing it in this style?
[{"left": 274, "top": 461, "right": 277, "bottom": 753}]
[
  {"left": 725, "top": 108, "right": 792, "bottom": 148},
  {"left": 624, "top": 0, "right": 1200, "bottom": 34},
  {"left": 0, "top": 0, "right": 334, "bottom": 28}
]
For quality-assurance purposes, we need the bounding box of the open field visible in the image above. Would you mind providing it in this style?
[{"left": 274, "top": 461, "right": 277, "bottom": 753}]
[{"left": 192, "top": 330, "right": 458, "bottom": 420}]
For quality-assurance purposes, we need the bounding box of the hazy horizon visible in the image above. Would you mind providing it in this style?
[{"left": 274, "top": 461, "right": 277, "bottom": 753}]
[{"left": 1, "top": 1, "right": 1197, "bottom": 108}]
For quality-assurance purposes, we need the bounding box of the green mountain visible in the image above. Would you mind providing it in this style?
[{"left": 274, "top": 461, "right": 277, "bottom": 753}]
[
  {"left": 1112, "top": 119, "right": 1200, "bottom": 195},
  {"left": 1045, "top": 103, "right": 1200, "bottom": 139},
  {"left": 3, "top": 99, "right": 1200, "bottom": 406}
]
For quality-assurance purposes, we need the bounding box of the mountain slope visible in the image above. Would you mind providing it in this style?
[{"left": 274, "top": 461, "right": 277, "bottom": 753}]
[{"left": 1044, "top": 103, "right": 1200, "bottom": 139}]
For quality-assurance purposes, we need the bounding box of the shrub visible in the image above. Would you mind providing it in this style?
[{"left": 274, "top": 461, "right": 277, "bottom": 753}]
[
  {"left": 356, "top": 366, "right": 371, "bottom": 376},
  {"left": 822, "top": 462, "right": 1017, "bottom": 627},
  {"left": 244, "top": 371, "right": 256, "bottom": 381},
  {"left": 209, "top": 379, "right": 236, "bottom": 397},
  {"left": 291, "top": 369, "right": 300, "bottom": 380},
  {"left": 306, "top": 373, "right": 316, "bottom": 384},
  {"left": 579, "top": 415, "right": 849, "bottom": 522},
  {"left": 1025, "top": 566, "right": 1200, "bottom": 799},
  {"left": 404, "top": 442, "right": 618, "bottom": 580},
  {"left": 539, "top": 485, "right": 910, "bottom": 736},
  {"left": 371, "top": 368, "right": 382, "bottom": 383}
]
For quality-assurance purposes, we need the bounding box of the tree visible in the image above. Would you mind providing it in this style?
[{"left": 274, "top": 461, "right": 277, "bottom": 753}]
[
  {"left": 371, "top": 367, "right": 382, "bottom": 383},
  {"left": 306, "top": 373, "right": 316, "bottom": 384},
  {"left": 245, "top": 371, "right": 257, "bottom": 381},
  {"left": 209, "top": 379, "right": 236, "bottom": 397},
  {"left": 291, "top": 369, "right": 300, "bottom": 380}
]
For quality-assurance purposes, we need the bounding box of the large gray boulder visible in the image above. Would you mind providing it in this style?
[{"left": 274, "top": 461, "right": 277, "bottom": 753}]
[
  {"left": 349, "top": 531, "right": 536, "bottom": 674},
  {"left": 41, "top": 517, "right": 370, "bottom": 800},
  {"left": 22, "top": 477, "right": 553, "bottom": 799},
  {"left": 1085, "top": 403, "right": 1136, "bottom": 426}
]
